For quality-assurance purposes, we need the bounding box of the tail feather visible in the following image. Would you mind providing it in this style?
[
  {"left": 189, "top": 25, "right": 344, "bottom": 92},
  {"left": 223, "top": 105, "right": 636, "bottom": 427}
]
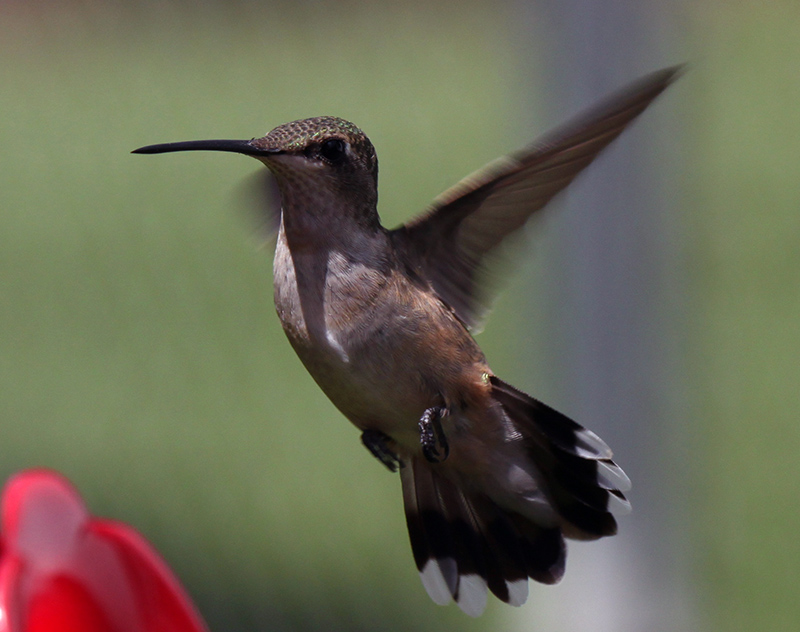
[
  {"left": 400, "top": 461, "right": 457, "bottom": 605},
  {"left": 490, "top": 375, "right": 630, "bottom": 539},
  {"left": 489, "top": 374, "right": 612, "bottom": 460},
  {"left": 399, "top": 377, "right": 629, "bottom": 614},
  {"left": 400, "top": 457, "right": 565, "bottom": 617},
  {"left": 506, "top": 513, "right": 565, "bottom": 585}
]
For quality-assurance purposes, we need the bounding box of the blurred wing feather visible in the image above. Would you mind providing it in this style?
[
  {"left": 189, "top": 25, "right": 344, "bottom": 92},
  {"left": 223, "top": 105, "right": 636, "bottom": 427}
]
[
  {"left": 237, "top": 169, "right": 282, "bottom": 240},
  {"left": 391, "top": 66, "right": 682, "bottom": 329}
]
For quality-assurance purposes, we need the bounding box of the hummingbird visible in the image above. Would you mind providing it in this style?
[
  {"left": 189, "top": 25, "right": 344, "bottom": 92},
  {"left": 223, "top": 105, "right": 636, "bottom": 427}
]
[{"left": 134, "top": 66, "right": 680, "bottom": 616}]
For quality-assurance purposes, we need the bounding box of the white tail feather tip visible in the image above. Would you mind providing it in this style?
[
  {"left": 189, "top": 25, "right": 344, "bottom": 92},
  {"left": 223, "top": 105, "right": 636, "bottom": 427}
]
[
  {"left": 574, "top": 429, "right": 613, "bottom": 460},
  {"left": 419, "top": 559, "right": 456, "bottom": 606},
  {"left": 506, "top": 578, "right": 529, "bottom": 607},
  {"left": 608, "top": 491, "right": 632, "bottom": 515},
  {"left": 456, "top": 574, "right": 488, "bottom": 617},
  {"left": 597, "top": 459, "right": 632, "bottom": 492}
]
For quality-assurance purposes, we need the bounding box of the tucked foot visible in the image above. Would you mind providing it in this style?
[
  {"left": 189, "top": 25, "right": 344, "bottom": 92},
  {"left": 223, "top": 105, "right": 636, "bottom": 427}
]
[
  {"left": 361, "top": 429, "right": 401, "bottom": 473},
  {"left": 419, "top": 406, "right": 449, "bottom": 463}
]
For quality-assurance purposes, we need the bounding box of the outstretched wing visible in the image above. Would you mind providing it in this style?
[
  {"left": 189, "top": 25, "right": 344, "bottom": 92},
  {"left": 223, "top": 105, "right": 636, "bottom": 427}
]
[{"left": 390, "top": 66, "right": 682, "bottom": 330}]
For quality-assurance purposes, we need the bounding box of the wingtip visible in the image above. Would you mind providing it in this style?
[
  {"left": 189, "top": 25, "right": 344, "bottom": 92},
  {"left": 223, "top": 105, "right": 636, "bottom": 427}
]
[
  {"left": 663, "top": 62, "right": 689, "bottom": 82},
  {"left": 639, "top": 64, "right": 688, "bottom": 103},
  {"left": 619, "top": 63, "right": 686, "bottom": 104}
]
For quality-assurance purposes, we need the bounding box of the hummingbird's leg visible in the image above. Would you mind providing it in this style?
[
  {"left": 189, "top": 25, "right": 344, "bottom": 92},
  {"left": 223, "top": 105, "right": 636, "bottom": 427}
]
[
  {"left": 361, "top": 429, "right": 401, "bottom": 473},
  {"left": 419, "top": 406, "right": 450, "bottom": 463}
]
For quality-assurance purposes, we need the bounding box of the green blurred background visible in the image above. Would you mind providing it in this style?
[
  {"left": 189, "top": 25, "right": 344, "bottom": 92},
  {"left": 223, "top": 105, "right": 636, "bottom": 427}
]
[{"left": 1, "top": 1, "right": 799, "bottom": 630}]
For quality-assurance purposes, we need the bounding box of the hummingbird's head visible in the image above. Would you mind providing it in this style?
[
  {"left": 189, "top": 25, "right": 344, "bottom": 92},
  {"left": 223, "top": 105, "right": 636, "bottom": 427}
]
[
  {"left": 133, "top": 116, "right": 379, "bottom": 219},
  {"left": 249, "top": 117, "right": 380, "bottom": 223},
  {"left": 251, "top": 116, "right": 378, "bottom": 186}
]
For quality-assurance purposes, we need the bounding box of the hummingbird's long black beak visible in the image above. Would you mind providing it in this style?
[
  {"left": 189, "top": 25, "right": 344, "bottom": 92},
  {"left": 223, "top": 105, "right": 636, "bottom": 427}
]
[{"left": 132, "top": 139, "right": 280, "bottom": 157}]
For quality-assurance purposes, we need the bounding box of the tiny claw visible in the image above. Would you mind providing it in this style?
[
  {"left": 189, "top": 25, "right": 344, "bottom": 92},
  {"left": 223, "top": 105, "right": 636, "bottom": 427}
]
[
  {"left": 361, "top": 429, "right": 401, "bottom": 473},
  {"left": 419, "top": 406, "right": 449, "bottom": 463}
]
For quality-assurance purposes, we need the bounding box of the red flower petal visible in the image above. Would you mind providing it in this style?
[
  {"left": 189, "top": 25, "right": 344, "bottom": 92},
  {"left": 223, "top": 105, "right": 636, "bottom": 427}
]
[
  {"left": 0, "top": 470, "right": 209, "bottom": 632},
  {"left": 25, "top": 575, "right": 111, "bottom": 632}
]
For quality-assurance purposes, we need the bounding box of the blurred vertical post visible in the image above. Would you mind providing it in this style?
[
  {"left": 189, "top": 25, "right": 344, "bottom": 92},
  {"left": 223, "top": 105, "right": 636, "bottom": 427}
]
[{"left": 514, "top": 2, "right": 696, "bottom": 630}]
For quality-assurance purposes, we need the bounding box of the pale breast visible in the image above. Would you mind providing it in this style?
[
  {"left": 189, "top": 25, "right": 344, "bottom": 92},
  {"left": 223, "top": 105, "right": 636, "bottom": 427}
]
[{"left": 272, "top": 234, "right": 485, "bottom": 442}]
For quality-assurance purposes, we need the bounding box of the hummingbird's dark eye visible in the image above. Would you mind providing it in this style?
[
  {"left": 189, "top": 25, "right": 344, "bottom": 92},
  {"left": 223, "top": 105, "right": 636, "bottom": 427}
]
[{"left": 319, "top": 138, "right": 346, "bottom": 162}]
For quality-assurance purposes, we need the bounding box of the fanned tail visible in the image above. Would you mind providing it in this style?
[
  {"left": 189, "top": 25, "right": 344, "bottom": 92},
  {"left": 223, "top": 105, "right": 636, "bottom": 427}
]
[{"left": 399, "top": 376, "right": 629, "bottom": 616}]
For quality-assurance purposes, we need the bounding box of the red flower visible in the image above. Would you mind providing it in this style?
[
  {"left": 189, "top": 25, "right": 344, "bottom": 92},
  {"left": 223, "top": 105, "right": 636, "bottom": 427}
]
[{"left": 0, "top": 469, "right": 208, "bottom": 632}]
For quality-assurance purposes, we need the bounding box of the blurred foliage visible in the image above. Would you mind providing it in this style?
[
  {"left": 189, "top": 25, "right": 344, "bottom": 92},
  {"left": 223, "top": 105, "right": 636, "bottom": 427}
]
[{"left": 688, "top": 4, "right": 800, "bottom": 631}]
